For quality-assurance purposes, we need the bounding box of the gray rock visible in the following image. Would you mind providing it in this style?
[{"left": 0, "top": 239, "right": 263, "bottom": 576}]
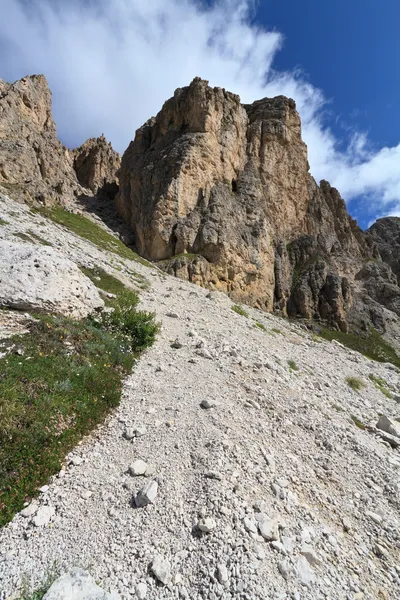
[
  {"left": 0, "top": 241, "right": 104, "bottom": 318},
  {"left": 295, "top": 555, "right": 314, "bottom": 587},
  {"left": 300, "top": 545, "right": 320, "bottom": 566},
  {"left": 376, "top": 415, "right": 400, "bottom": 439},
  {"left": 217, "top": 563, "right": 229, "bottom": 585},
  {"left": 200, "top": 399, "right": 217, "bottom": 409},
  {"left": 278, "top": 560, "right": 292, "bottom": 581},
  {"left": 32, "top": 505, "right": 55, "bottom": 527},
  {"left": 21, "top": 502, "right": 38, "bottom": 518},
  {"left": 198, "top": 517, "right": 217, "bottom": 532},
  {"left": 43, "top": 568, "right": 120, "bottom": 599},
  {"left": 129, "top": 460, "right": 148, "bottom": 476},
  {"left": 135, "top": 480, "right": 158, "bottom": 507},
  {"left": 258, "top": 517, "right": 280, "bottom": 541},
  {"left": 151, "top": 555, "right": 171, "bottom": 585},
  {"left": 135, "top": 582, "right": 147, "bottom": 599}
]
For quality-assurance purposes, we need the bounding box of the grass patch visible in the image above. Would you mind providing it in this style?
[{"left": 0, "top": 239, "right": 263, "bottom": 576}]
[
  {"left": 231, "top": 305, "right": 249, "bottom": 318},
  {"left": 37, "top": 206, "right": 152, "bottom": 266},
  {"left": 14, "top": 231, "right": 52, "bottom": 246},
  {"left": 272, "top": 328, "right": 283, "bottom": 335},
  {"left": 287, "top": 359, "right": 299, "bottom": 371},
  {"left": 0, "top": 217, "right": 9, "bottom": 225},
  {"left": 318, "top": 327, "right": 400, "bottom": 369},
  {"left": 331, "top": 402, "right": 344, "bottom": 412},
  {"left": 253, "top": 322, "right": 267, "bottom": 331},
  {"left": 0, "top": 294, "right": 159, "bottom": 526},
  {"left": 346, "top": 376, "right": 365, "bottom": 391},
  {"left": 350, "top": 415, "right": 366, "bottom": 430},
  {"left": 368, "top": 374, "right": 393, "bottom": 399}
]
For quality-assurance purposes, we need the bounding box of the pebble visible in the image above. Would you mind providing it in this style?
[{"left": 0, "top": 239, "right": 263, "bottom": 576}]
[
  {"left": 198, "top": 517, "right": 217, "bottom": 532},
  {"left": 32, "top": 506, "right": 55, "bottom": 527},
  {"left": 135, "top": 582, "right": 148, "bottom": 598},
  {"left": 21, "top": 503, "right": 38, "bottom": 518},
  {"left": 151, "top": 556, "right": 171, "bottom": 585},
  {"left": 200, "top": 399, "right": 217, "bottom": 409},
  {"left": 129, "top": 460, "right": 148, "bottom": 476},
  {"left": 217, "top": 563, "right": 229, "bottom": 585},
  {"left": 258, "top": 517, "right": 280, "bottom": 541},
  {"left": 135, "top": 480, "right": 158, "bottom": 507}
]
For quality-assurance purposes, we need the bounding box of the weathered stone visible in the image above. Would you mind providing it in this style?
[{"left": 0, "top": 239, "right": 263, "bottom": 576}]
[
  {"left": 32, "top": 505, "right": 55, "bottom": 527},
  {"left": 0, "top": 241, "right": 104, "bottom": 318},
  {"left": 151, "top": 556, "right": 171, "bottom": 585},
  {"left": 376, "top": 415, "right": 400, "bottom": 439},
  {"left": 134, "top": 480, "right": 158, "bottom": 507},
  {"left": 43, "top": 567, "right": 120, "bottom": 599},
  {"left": 258, "top": 517, "right": 280, "bottom": 541},
  {"left": 129, "top": 460, "right": 148, "bottom": 476},
  {"left": 198, "top": 517, "right": 217, "bottom": 532}
]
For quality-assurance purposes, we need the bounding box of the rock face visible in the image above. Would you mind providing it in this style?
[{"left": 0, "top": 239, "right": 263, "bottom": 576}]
[
  {"left": 0, "top": 241, "right": 104, "bottom": 318},
  {"left": 116, "top": 77, "right": 400, "bottom": 333},
  {"left": 367, "top": 217, "right": 400, "bottom": 284},
  {"left": 0, "top": 75, "right": 119, "bottom": 205},
  {"left": 73, "top": 135, "right": 120, "bottom": 198}
]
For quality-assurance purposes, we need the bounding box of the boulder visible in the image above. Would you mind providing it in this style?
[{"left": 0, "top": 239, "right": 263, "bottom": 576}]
[
  {"left": 0, "top": 241, "right": 104, "bottom": 318},
  {"left": 43, "top": 568, "right": 120, "bottom": 599}
]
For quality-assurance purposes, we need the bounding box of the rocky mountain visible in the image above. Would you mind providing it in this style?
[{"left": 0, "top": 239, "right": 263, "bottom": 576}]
[
  {"left": 0, "top": 74, "right": 119, "bottom": 206},
  {"left": 368, "top": 217, "right": 400, "bottom": 284},
  {"left": 116, "top": 77, "right": 400, "bottom": 343}
]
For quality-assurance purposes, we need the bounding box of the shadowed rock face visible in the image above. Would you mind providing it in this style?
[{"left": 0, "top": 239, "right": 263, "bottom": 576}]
[
  {"left": 0, "top": 75, "right": 119, "bottom": 206},
  {"left": 116, "top": 77, "right": 400, "bottom": 335},
  {"left": 367, "top": 217, "right": 400, "bottom": 284}
]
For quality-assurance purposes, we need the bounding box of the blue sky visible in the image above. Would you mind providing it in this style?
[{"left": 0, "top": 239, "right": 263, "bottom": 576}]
[{"left": 1, "top": 0, "right": 400, "bottom": 229}]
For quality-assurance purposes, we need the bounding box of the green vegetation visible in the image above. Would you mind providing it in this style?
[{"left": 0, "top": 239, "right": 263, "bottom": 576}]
[
  {"left": 37, "top": 206, "right": 152, "bottom": 266},
  {"left": 368, "top": 374, "right": 393, "bottom": 399},
  {"left": 272, "top": 328, "right": 283, "bottom": 335},
  {"left": 253, "top": 322, "right": 267, "bottom": 331},
  {"left": 318, "top": 327, "right": 400, "bottom": 369},
  {"left": 287, "top": 359, "right": 299, "bottom": 371},
  {"left": 231, "top": 305, "right": 249, "bottom": 318},
  {"left": 0, "top": 289, "right": 159, "bottom": 526},
  {"left": 21, "top": 565, "right": 58, "bottom": 600},
  {"left": 14, "top": 231, "right": 52, "bottom": 246},
  {"left": 331, "top": 402, "right": 344, "bottom": 412},
  {"left": 346, "top": 376, "right": 365, "bottom": 391},
  {"left": 0, "top": 217, "right": 9, "bottom": 225},
  {"left": 81, "top": 265, "right": 148, "bottom": 298},
  {"left": 350, "top": 415, "right": 366, "bottom": 430}
]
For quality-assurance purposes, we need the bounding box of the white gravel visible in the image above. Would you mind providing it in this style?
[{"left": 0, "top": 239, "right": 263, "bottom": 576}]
[{"left": 0, "top": 195, "right": 399, "bottom": 599}]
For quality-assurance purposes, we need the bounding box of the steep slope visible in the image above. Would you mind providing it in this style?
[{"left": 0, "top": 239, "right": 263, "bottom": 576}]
[
  {"left": 368, "top": 217, "right": 400, "bottom": 284},
  {"left": 0, "top": 193, "right": 399, "bottom": 599},
  {"left": 116, "top": 78, "right": 399, "bottom": 338},
  {"left": 0, "top": 75, "right": 119, "bottom": 206}
]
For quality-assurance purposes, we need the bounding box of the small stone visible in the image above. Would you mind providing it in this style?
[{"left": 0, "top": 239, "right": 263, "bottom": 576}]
[
  {"left": 258, "top": 518, "right": 279, "bottom": 541},
  {"left": 39, "top": 485, "right": 49, "bottom": 493},
  {"left": 135, "top": 582, "right": 147, "bottom": 599},
  {"left": 21, "top": 502, "right": 38, "bottom": 518},
  {"left": 354, "top": 593, "right": 365, "bottom": 600},
  {"left": 300, "top": 545, "right": 320, "bottom": 566},
  {"left": 271, "top": 541, "right": 287, "bottom": 554},
  {"left": 243, "top": 517, "right": 258, "bottom": 534},
  {"left": 204, "top": 471, "right": 223, "bottom": 481},
  {"left": 253, "top": 542, "right": 266, "bottom": 560},
  {"left": 151, "top": 555, "right": 171, "bottom": 584},
  {"left": 145, "top": 465, "right": 157, "bottom": 478},
  {"left": 278, "top": 559, "right": 291, "bottom": 581},
  {"left": 135, "top": 480, "right": 158, "bottom": 507},
  {"left": 134, "top": 426, "right": 147, "bottom": 438},
  {"left": 171, "top": 339, "right": 184, "bottom": 349},
  {"left": 32, "top": 505, "right": 55, "bottom": 527},
  {"left": 70, "top": 456, "right": 82, "bottom": 466},
  {"left": 166, "top": 312, "right": 179, "bottom": 318},
  {"left": 342, "top": 517, "right": 352, "bottom": 532},
  {"left": 124, "top": 428, "right": 135, "bottom": 440},
  {"left": 129, "top": 460, "right": 148, "bottom": 476},
  {"left": 81, "top": 490, "right": 93, "bottom": 500},
  {"left": 200, "top": 399, "right": 217, "bottom": 409},
  {"left": 217, "top": 563, "right": 229, "bottom": 585},
  {"left": 295, "top": 555, "right": 314, "bottom": 587},
  {"left": 376, "top": 415, "right": 400, "bottom": 439},
  {"left": 365, "top": 511, "right": 383, "bottom": 525},
  {"left": 198, "top": 517, "right": 217, "bottom": 532}
]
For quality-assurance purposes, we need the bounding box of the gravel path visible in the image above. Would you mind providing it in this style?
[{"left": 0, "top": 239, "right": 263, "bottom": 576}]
[{"left": 0, "top": 196, "right": 399, "bottom": 599}]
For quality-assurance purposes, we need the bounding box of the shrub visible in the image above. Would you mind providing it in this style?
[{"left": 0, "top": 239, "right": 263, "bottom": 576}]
[
  {"left": 346, "top": 376, "right": 365, "bottom": 391},
  {"left": 231, "top": 305, "right": 249, "bottom": 318},
  {"left": 287, "top": 359, "right": 299, "bottom": 371}
]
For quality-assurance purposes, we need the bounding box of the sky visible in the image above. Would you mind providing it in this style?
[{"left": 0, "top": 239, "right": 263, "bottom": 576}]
[{"left": 0, "top": 0, "right": 399, "bottom": 229}]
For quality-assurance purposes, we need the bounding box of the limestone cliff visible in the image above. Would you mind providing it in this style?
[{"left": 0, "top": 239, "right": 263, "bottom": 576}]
[
  {"left": 0, "top": 75, "right": 119, "bottom": 205},
  {"left": 116, "top": 77, "right": 399, "bottom": 335}
]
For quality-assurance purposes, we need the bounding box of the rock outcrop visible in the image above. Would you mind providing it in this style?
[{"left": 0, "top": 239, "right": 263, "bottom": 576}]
[
  {"left": 367, "top": 217, "right": 400, "bottom": 284},
  {"left": 0, "top": 75, "right": 119, "bottom": 206},
  {"left": 0, "top": 240, "right": 104, "bottom": 318},
  {"left": 73, "top": 135, "right": 120, "bottom": 198},
  {"left": 116, "top": 77, "right": 400, "bottom": 334}
]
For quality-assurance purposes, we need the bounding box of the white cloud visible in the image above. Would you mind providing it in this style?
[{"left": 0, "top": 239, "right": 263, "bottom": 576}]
[{"left": 1, "top": 0, "right": 400, "bottom": 225}]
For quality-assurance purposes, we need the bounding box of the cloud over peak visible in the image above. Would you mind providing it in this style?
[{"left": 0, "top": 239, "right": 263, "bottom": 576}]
[{"left": 1, "top": 0, "right": 400, "bottom": 226}]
